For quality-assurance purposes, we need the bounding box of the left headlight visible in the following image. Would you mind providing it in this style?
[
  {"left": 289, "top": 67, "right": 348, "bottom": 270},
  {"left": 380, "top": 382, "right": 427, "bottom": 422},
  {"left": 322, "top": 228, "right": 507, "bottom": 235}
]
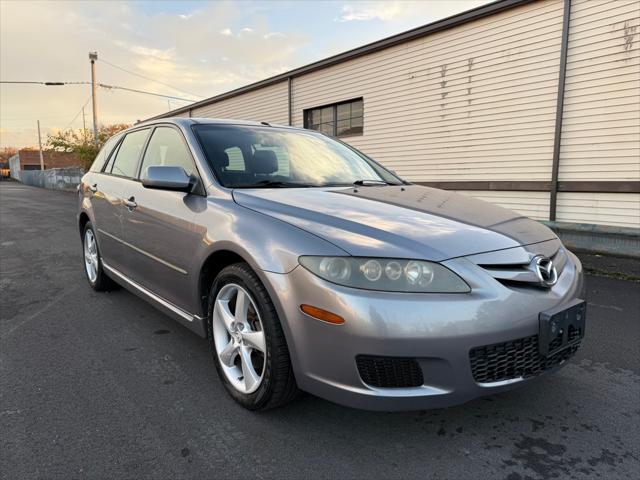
[{"left": 298, "top": 256, "right": 470, "bottom": 293}]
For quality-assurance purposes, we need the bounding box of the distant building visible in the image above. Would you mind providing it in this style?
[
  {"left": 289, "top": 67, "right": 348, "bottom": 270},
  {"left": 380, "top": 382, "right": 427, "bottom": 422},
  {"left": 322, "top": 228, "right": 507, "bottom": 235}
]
[
  {"left": 16, "top": 149, "right": 81, "bottom": 171},
  {"left": 151, "top": 0, "right": 640, "bottom": 229}
]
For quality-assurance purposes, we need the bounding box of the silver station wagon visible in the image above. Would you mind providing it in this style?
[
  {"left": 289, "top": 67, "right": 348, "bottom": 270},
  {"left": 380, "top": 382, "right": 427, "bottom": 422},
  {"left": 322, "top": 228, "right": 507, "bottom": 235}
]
[{"left": 78, "top": 118, "right": 586, "bottom": 411}]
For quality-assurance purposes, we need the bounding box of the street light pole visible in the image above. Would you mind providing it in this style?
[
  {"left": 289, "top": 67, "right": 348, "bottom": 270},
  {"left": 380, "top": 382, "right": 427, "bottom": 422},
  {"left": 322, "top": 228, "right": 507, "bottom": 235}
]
[
  {"left": 89, "top": 51, "right": 98, "bottom": 144},
  {"left": 37, "top": 120, "right": 44, "bottom": 170}
]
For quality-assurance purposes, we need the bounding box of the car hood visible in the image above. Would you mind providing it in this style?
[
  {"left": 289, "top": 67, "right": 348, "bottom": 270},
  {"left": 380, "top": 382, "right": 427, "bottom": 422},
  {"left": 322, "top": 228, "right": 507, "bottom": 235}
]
[{"left": 232, "top": 185, "right": 556, "bottom": 261}]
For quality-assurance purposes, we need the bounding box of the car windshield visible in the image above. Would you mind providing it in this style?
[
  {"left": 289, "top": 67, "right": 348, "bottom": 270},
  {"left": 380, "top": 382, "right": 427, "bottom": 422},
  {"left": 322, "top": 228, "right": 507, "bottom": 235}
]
[{"left": 192, "top": 124, "right": 402, "bottom": 188}]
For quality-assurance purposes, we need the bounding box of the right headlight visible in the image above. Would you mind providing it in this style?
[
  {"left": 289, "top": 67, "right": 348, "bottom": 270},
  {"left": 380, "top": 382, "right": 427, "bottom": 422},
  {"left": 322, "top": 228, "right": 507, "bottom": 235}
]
[{"left": 298, "top": 256, "right": 470, "bottom": 293}]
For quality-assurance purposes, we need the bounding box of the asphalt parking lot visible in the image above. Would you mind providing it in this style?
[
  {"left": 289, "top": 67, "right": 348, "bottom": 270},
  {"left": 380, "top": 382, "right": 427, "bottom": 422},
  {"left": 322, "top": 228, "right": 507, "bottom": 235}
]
[{"left": 1, "top": 181, "right": 639, "bottom": 480}]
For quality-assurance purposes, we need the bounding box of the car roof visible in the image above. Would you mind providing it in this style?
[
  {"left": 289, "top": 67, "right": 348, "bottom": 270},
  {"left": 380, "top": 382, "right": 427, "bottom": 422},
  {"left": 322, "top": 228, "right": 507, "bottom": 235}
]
[{"left": 133, "top": 117, "right": 304, "bottom": 132}]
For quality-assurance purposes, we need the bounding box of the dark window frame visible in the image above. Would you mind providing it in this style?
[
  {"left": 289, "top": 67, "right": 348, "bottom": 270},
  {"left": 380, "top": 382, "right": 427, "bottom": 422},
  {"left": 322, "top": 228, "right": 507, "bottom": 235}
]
[
  {"left": 303, "top": 97, "right": 363, "bottom": 138},
  {"left": 100, "top": 127, "right": 151, "bottom": 181},
  {"left": 136, "top": 125, "right": 199, "bottom": 179},
  {"left": 136, "top": 123, "right": 206, "bottom": 196}
]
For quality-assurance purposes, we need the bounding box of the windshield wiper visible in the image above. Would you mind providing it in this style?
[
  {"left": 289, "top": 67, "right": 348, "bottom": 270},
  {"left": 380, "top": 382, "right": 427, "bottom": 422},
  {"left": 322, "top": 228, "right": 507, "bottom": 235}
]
[
  {"left": 353, "top": 179, "right": 389, "bottom": 186},
  {"left": 230, "top": 179, "right": 311, "bottom": 188}
]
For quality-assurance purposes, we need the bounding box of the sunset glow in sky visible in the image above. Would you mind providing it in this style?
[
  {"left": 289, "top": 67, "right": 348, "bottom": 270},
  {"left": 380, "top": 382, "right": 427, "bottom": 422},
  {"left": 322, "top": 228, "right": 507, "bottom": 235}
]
[{"left": 1, "top": 0, "right": 490, "bottom": 148}]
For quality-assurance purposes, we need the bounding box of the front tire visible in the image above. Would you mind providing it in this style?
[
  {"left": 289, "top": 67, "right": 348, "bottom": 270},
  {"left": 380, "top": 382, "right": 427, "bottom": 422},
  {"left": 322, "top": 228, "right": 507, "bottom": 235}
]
[
  {"left": 207, "top": 263, "right": 299, "bottom": 410},
  {"left": 82, "top": 222, "right": 116, "bottom": 291}
]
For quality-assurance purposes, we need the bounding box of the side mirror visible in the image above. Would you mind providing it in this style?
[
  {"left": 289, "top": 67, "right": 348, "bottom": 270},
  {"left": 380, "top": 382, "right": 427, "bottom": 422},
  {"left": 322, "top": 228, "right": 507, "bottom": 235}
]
[{"left": 141, "top": 166, "right": 192, "bottom": 192}]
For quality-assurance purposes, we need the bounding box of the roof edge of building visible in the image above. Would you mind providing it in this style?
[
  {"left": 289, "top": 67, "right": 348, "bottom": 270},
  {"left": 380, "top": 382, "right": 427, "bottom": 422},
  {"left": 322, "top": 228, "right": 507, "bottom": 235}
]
[{"left": 146, "top": 0, "right": 534, "bottom": 122}]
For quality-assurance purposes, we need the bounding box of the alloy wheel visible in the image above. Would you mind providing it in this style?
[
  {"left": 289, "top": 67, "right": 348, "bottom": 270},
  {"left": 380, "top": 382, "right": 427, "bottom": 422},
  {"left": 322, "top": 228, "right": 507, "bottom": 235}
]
[
  {"left": 84, "top": 229, "right": 99, "bottom": 283},
  {"left": 212, "top": 283, "right": 267, "bottom": 394}
]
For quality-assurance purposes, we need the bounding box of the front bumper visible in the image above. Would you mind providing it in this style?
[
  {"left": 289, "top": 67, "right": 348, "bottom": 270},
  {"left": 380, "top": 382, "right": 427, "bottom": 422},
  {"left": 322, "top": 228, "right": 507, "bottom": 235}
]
[{"left": 262, "top": 251, "right": 584, "bottom": 411}]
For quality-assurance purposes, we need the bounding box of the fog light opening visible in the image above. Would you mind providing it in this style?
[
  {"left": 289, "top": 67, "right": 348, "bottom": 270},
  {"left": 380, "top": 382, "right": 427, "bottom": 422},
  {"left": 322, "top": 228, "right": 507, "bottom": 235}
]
[{"left": 300, "top": 304, "right": 345, "bottom": 325}]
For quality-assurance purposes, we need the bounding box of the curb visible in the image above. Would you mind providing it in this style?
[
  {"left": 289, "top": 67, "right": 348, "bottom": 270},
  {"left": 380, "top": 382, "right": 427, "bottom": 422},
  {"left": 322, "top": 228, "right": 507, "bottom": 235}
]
[{"left": 542, "top": 221, "right": 640, "bottom": 259}]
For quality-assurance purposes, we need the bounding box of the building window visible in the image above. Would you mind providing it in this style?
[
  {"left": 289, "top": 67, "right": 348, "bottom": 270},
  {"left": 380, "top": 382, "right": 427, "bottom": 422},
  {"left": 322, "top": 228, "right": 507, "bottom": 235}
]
[{"left": 304, "top": 98, "right": 363, "bottom": 137}]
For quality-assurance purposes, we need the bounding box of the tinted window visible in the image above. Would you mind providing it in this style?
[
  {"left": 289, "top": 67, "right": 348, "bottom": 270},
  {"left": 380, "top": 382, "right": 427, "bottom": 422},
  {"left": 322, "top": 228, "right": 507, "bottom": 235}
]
[
  {"left": 110, "top": 129, "right": 149, "bottom": 178},
  {"left": 90, "top": 134, "right": 120, "bottom": 172},
  {"left": 304, "top": 98, "right": 363, "bottom": 137},
  {"left": 139, "top": 127, "right": 195, "bottom": 178},
  {"left": 194, "top": 125, "right": 400, "bottom": 188}
]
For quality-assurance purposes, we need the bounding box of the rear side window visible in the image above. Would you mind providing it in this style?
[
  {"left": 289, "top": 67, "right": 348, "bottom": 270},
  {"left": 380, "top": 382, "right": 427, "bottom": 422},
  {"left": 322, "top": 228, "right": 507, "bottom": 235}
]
[
  {"left": 138, "top": 127, "right": 195, "bottom": 177},
  {"left": 109, "top": 129, "right": 149, "bottom": 178},
  {"left": 90, "top": 135, "right": 120, "bottom": 172}
]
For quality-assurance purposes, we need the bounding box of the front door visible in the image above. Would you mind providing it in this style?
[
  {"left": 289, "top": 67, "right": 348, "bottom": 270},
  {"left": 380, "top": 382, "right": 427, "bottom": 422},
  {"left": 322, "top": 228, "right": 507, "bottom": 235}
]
[
  {"left": 89, "top": 172, "right": 126, "bottom": 271},
  {"left": 120, "top": 126, "right": 205, "bottom": 313}
]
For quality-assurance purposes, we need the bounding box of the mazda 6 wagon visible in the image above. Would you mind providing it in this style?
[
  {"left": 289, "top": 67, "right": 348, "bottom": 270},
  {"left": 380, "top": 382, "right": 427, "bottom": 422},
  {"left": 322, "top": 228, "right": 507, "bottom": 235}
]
[{"left": 78, "top": 118, "right": 586, "bottom": 411}]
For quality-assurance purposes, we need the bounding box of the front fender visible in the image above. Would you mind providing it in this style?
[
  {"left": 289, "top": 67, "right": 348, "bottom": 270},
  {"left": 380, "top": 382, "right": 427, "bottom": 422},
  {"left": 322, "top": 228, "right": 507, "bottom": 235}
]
[{"left": 196, "top": 197, "right": 348, "bottom": 274}]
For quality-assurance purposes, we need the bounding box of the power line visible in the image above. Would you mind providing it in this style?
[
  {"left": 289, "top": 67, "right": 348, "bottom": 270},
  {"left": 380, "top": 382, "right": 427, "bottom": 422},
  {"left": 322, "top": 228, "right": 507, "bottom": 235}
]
[
  {"left": 62, "top": 95, "right": 92, "bottom": 131},
  {"left": 99, "top": 57, "right": 204, "bottom": 99},
  {"left": 0, "top": 81, "right": 65, "bottom": 85},
  {"left": 97, "top": 83, "right": 196, "bottom": 102},
  {"left": 0, "top": 80, "right": 197, "bottom": 102}
]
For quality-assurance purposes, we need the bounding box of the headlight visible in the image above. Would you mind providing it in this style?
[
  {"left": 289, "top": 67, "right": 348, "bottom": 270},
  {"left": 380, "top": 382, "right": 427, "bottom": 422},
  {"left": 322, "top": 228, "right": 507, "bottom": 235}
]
[{"left": 299, "top": 256, "right": 470, "bottom": 293}]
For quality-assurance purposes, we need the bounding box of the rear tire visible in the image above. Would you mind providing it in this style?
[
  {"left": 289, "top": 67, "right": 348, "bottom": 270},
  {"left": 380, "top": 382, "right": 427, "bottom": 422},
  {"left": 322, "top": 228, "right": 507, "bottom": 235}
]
[
  {"left": 207, "top": 262, "right": 299, "bottom": 410},
  {"left": 82, "top": 221, "right": 117, "bottom": 291}
]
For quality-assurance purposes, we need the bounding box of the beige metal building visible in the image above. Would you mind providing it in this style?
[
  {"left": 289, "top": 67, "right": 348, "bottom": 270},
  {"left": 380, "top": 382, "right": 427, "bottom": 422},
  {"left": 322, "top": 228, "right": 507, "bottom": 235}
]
[{"left": 153, "top": 0, "right": 640, "bottom": 230}]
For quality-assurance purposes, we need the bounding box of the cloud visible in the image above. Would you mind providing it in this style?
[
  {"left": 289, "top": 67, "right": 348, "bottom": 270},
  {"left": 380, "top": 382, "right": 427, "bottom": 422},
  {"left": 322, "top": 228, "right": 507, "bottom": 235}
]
[
  {"left": 335, "top": 1, "right": 487, "bottom": 23},
  {"left": 0, "top": 1, "right": 309, "bottom": 147},
  {"left": 336, "top": 2, "right": 412, "bottom": 22},
  {"left": 263, "top": 32, "right": 285, "bottom": 40}
]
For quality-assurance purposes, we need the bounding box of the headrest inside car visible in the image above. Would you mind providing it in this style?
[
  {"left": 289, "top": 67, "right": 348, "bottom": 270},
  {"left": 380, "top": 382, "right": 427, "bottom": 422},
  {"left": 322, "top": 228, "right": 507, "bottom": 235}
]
[
  {"left": 249, "top": 149, "right": 278, "bottom": 174},
  {"left": 216, "top": 151, "right": 230, "bottom": 169}
]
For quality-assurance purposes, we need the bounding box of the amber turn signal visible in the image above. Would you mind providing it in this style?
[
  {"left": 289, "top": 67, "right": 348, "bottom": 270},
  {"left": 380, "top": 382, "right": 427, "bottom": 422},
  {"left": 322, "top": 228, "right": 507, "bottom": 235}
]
[{"left": 300, "top": 304, "right": 345, "bottom": 324}]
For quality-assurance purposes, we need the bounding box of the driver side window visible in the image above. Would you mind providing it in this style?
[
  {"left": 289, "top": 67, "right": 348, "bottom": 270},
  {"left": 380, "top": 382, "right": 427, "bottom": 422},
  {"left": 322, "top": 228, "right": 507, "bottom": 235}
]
[{"left": 139, "top": 127, "right": 195, "bottom": 178}]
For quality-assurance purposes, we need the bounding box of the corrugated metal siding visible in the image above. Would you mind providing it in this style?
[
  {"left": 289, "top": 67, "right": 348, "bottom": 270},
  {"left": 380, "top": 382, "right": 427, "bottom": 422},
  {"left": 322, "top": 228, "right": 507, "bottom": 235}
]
[
  {"left": 556, "top": 192, "right": 640, "bottom": 227},
  {"left": 559, "top": 0, "right": 640, "bottom": 182},
  {"left": 557, "top": 0, "right": 640, "bottom": 227},
  {"left": 292, "top": 0, "right": 565, "bottom": 182},
  {"left": 191, "top": 80, "right": 289, "bottom": 125},
  {"left": 159, "top": 0, "right": 638, "bottom": 229},
  {"left": 455, "top": 190, "right": 550, "bottom": 220}
]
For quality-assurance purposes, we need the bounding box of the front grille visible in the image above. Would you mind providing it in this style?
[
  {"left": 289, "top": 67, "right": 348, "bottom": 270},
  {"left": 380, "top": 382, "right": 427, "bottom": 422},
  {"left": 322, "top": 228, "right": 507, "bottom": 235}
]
[
  {"left": 356, "top": 355, "right": 424, "bottom": 388},
  {"left": 469, "top": 328, "right": 582, "bottom": 384}
]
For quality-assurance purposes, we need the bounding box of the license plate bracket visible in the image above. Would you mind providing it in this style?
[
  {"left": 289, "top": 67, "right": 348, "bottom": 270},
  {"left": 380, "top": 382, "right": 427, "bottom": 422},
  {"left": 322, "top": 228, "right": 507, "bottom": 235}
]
[{"left": 539, "top": 299, "right": 586, "bottom": 357}]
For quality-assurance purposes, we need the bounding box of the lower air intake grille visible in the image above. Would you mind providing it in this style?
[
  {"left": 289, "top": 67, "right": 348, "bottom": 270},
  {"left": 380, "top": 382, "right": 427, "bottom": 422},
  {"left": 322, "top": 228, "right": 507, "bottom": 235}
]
[
  {"left": 356, "top": 355, "right": 424, "bottom": 388},
  {"left": 469, "top": 329, "right": 581, "bottom": 384}
]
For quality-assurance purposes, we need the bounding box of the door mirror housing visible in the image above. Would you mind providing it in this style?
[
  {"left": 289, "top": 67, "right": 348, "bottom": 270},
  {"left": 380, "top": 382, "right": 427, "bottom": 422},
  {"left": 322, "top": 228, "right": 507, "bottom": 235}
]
[{"left": 141, "top": 166, "right": 192, "bottom": 192}]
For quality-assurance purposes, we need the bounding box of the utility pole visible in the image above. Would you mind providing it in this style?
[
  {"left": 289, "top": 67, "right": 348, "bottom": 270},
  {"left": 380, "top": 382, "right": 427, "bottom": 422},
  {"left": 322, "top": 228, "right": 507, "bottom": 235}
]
[
  {"left": 37, "top": 120, "right": 44, "bottom": 170},
  {"left": 89, "top": 51, "right": 98, "bottom": 144}
]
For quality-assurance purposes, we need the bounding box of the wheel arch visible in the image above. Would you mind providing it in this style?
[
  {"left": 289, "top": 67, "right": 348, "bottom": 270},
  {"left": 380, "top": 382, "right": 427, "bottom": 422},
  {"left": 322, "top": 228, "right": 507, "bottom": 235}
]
[
  {"left": 196, "top": 246, "right": 296, "bottom": 357},
  {"left": 198, "top": 247, "right": 273, "bottom": 318}
]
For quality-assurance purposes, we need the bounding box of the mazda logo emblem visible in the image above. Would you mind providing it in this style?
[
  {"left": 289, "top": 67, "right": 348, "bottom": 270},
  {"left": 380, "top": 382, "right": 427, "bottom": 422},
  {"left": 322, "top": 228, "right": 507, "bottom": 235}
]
[{"left": 532, "top": 256, "right": 558, "bottom": 287}]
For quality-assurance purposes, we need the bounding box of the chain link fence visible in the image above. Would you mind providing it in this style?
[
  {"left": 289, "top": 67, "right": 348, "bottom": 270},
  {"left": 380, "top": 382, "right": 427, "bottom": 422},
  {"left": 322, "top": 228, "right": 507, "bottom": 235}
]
[{"left": 19, "top": 167, "right": 83, "bottom": 191}]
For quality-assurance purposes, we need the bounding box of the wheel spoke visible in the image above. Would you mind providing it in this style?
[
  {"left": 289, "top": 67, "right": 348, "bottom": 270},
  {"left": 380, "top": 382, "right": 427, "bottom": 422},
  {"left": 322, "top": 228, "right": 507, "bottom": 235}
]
[
  {"left": 215, "top": 299, "right": 235, "bottom": 332},
  {"left": 234, "top": 290, "right": 248, "bottom": 324},
  {"left": 240, "top": 346, "right": 260, "bottom": 392},
  {"left": 84, "top": 231, "right": 99, "bottom": 282},
  {"left": 218, "top": 340, "right": 237, "bottom": 367},
  {"left": 242, "top": 330, "right": 266, "bottom": 353}
]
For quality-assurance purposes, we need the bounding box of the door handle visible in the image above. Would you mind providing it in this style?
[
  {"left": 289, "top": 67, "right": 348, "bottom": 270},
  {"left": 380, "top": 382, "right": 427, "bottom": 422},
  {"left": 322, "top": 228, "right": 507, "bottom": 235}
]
[
  {"left": 124, "top": 196, "right": 137, "bottom": 210},
  {"left": 89, "top": 183, "right": 98, "bottom": 193}
]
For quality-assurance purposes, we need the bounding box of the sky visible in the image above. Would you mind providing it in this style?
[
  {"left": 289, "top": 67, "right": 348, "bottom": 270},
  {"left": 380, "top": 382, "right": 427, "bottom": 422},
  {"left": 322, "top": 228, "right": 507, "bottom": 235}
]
[{"left": 0, "top": 0, "right": 490, "bottom": 148}]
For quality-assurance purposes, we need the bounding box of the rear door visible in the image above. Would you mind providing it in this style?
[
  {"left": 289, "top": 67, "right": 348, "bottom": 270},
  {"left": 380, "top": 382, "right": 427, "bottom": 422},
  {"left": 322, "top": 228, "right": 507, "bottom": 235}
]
[
  {"left": 87, "top": 134, "right": 125, "bottom": 270},
  {"left": 93, "top": 128, "right": 150, "bottom": 272},
  {"left": 120, "top": 125, "right": 206, "bottom": 312}
]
